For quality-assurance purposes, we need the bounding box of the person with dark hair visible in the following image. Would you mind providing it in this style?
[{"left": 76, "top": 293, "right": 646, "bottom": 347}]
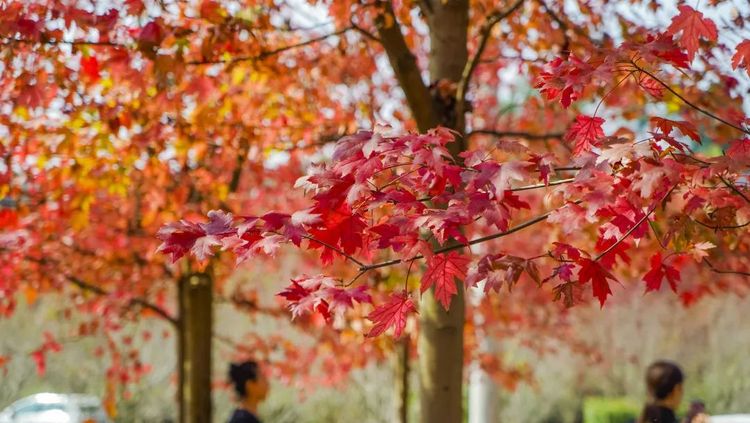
[
  {"left": 227, "top": 360, "right": 268, "bottom": 423},
  {"left": 683, "top": 400, "right": 709, "bottom": 423},
  {"left": 638, "top": 360, "right": 684, "bottom": 423}
]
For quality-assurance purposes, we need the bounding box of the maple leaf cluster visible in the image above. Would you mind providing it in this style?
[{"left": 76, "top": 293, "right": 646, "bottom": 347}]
[{"left": 160, "top": 110, "right": 750, "bottom": 335}]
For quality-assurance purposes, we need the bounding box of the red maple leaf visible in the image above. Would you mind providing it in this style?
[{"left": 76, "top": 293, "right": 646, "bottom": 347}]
[
  {"left": 577, "top": 259, "right": 617, "bottom": 307},
  {"left": 643, "top": 252, "right": 681, "bottom": 293},
  {"left": 727, "top": 138, "right": 750, "bottom": 161},
  {"left": 666, "top": 6, "right": 718, "bottom": 61},
  {"left": 156, "top": 220, "right": 206, "bottom": 262},
  {"left": 565, "top": 115, "right": 605, "bottom": 154},
  {"left": 732, "top": 40, "right": 750, "bottom": 77},
  {"left": 80, "top": 56, "right": 100, "bottom": 81},
  {"left": 650, "top": 117, "right": 700, "bottom": 143},
  {"left": 420, "top": 252, "right": 470, "bottom": 310},
  {"left": 366, "top": 291, "right": 416, "bottom": 338}
]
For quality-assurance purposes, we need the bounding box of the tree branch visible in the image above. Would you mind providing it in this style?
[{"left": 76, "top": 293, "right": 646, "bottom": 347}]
[
  {"left": 186, "top": 27, "right": 353, "bottom": 66},
  {"left": 537, "top": 0, "right": 570, "bottom": 55},
  {"left": 631, "top": 62, "right": 750, "bottom": 136},
  {"left": 703, "top": 259, "right": 750, "bottom": 278},
  {"left": 0, "top": 36, "right": 125, "bottom": 48},
  {"left": 65, "top": 275, "right": 177, "bottom": 326},
  {"left": 719, "top": 175, "right": 750, "bottom": 204},
  {"left": 17, "top": 253, "right": 178, "bottom": 326},
  {"left": 359, "top": 202, "right": 576, "bottom": 272},
  {"left": 374, "top": 2, "right": 438, "bottom": 131},
  {"left": 299, "top": 234, "right": 366, "bottom": 268},
  {"left": 467, "top": 129, "right": 564, "bottom": 140},
  {"left": 455, "top": 0, "right": 526, "bottom": 118}
]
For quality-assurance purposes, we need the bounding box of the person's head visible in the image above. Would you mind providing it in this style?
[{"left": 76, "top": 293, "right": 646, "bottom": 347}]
[
  {"left": 228, "top": 360, "right": 269, "bottom": 404},
  {"left": 685, "top": 400, "right": 707, "bottom": 422},
  {"left": 645, "top": 360, "right": 684, "bottom": 409}
]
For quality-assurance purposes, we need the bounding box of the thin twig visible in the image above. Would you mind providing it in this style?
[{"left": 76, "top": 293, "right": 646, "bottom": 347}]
[
  {"left": 692, "top": 217, "right": 750, "bottom": 231},
  {"left": 0, "top": 36, "right": 125, "bottom": 48},
  {"left": 595, "top": 185, "right": 677, "bottom": 261},
  {"left": 510, "top": 178, "right": 575, "bottom": 191},
  {"left": 300, "top": 234, "right": 365, "bottom": 267},
  {"left": 631, "top": 62, "right": 750, "bottom": 136},
  {"left": 719, "top": 175, "right": 750, "bottom": 204},
  {"left": 704, "top": 259, "right": 750, "bottom": 278},
  {"left": 456, "top": 0, "right": 526, "bottom": 116},
  {"left": 187, "top": 27, "right": 352, "bottom": 65},
  {"left": 66, "top": 275, "right": 177, "bottom": 325},
  {"left": 359, "top": 201, "right": 577, "bottom": 272}
]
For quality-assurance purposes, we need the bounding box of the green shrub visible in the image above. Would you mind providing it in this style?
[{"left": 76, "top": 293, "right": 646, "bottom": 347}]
[{"left": 583, "top": 397, "right": 639, "bottom": 423}]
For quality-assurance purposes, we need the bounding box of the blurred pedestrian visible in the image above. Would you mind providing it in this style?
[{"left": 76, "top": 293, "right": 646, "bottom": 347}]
[
  {"left": 227, "top": 360, "right": 269, "bottom": 423},
  {"left": 683, "top": 400, "right": 709, "bottom": 423},
  {"left": 637, "top": 360, "right": 684, "bottom": 423}
]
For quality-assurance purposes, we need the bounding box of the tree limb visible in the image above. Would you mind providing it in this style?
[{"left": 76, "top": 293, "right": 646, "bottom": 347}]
[
  {"left": 455, "top": 0, "right": 526, "bottom": 119},
  {"left": 631, "top": 62, "right": 750, "bottom": 136},
  {"left": 374, "top": 2, "right": 439, "bottom": 131},
  {"left": 703, "top": 259, "right": 750, "bottom": 278},
  {"left": 187, "top": 27, "right": 354, "bottom": 66},
  {"left": 359, "top": 202, "right": 577, "bottom": 272},
  {"left": 467, "top": 129, "right": 564, "bottom": 140},
  {"left": 65, "top": 275, "right": 178, "bottom": 326}
]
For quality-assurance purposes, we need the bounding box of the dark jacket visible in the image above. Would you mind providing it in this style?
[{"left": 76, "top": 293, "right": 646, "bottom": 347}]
[
  {"left": 638, "top": 405, "right": 678, "bottom": 423},
  {"left": 228, "top": 408, "right": 261, "bottom": 423}
]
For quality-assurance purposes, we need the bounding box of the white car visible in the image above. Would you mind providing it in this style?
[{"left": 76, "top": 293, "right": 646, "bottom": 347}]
[
  {"left": 712, "top": 415, "right": 750, "bottom": 423},
  {"left": 0, "top": 393, "right": 110, "bottom": 423}
]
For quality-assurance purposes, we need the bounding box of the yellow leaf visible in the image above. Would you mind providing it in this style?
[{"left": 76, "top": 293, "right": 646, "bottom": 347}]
[
  {"left": 217, "top": 184, "right": 229, "bottom": 201},
  {"left": 71, "top": 210, "right": 90, "bottom": 230},
  {"left": 231, "top": 67, "right": 245, "bottom": 85},
  {"left": 14, "top": 107, "right": 29, "bottom": 120},
  {"left": 36, "top": 155, "right": 48, "bottom": 169}
]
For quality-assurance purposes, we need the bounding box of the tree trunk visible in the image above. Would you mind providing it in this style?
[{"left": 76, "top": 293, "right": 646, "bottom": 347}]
[
  {"left": 375, "top": 1, "right": 470, "bottom": 422},
  {"left": 395, "top": 338, "right": 411, "bottom": 423},
  {"left": 177, "top": 276, "right": 185, "bottom": 423},
  {"left": 419, "top": 2, "right": 470, "bottom": 423},
  {"left": 179, "top": 273, "right": 213, "bottom": 423}
]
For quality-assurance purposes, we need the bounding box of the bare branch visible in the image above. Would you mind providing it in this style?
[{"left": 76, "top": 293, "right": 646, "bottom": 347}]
[
  {"left": 17, "top": 253, "right": 177, "bottom": 325},
  {"left": 719, "top": 175, "right": 750, "bottom": 204},
  {"left": 467, "top": 129, "right": 564, "bottom": 140},
  {"left": 359, "top": 202, "right": 576, "bottom": 272},
  {"left": 187, "top": 27, "right": 353, "bottom": 66},
  {"left": 0, "top": 36, "right": 125, "bottom": 48},
  {"left": 537, "top": 0, "right": 570, "bottom": 55},
  {"left": 66, "top": 275, "right": 178, "bottom": 326},
  {"left": 704, "top": 259, "right": 750, "bottom": 278},
  {"left": 299, "top": 234, "right": 366, "bottom": 268},
  {"left": 455, "top": 0, "right": 526, "bottom": 117},
  {"left": 631, "top": 62, "right": 750, "bottom": 136},
  {"left": 375, "top": 2, "right": 439, "bottom": 131}
]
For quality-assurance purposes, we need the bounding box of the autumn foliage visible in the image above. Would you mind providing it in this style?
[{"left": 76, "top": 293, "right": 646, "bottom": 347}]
[{"left": 2, "top": 0, "right": 750, "bottom": 418}]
